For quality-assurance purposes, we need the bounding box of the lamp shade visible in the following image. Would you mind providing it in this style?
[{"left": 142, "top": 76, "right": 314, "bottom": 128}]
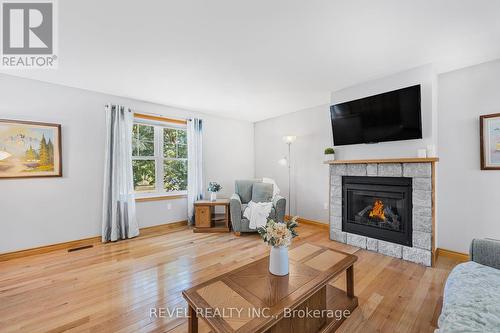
[{"left": 282, "top": 135, "right": 297, "bottom": 144}]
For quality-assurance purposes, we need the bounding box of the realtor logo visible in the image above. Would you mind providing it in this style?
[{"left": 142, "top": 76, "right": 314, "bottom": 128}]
[{"left": 1, "top": 0, "right": 57, "bottom": 68}]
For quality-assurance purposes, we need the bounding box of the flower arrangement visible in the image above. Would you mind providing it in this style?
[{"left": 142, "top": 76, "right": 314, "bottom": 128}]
[
  {"left": 258, "top": 217, "right": 299, "bottom": 248},
  {"left": 207, "top": 182, "right": 222, "bottom": 192}
]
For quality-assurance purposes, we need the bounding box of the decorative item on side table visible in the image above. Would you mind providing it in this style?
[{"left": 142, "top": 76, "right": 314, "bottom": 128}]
[
  {"left": 257, "top": 217, "right": 299, "bottom": 276},
  {"left": 207, "top": 181, "right": 221, "bottom": 201},
  {"left": 480, "top": 113, "right": 500, "bottom": 170},
  {"left": 0, "top": 119, "right": 62, "bottom": 179},
  {"left": 324, "top": 147, "right": 335, "bottom": 161}
]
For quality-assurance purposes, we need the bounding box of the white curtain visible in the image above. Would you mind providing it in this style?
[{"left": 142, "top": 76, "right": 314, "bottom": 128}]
[
  {"left": 102, "top": 104, "right": 139, "bottom": 242},
  {"left": 187, "top": 118, "right": 203, "bottom": 225}
]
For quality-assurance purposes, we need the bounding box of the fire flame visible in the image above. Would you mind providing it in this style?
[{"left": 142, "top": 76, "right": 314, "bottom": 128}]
[{"left": 369, "top": 200, "right": 386, "bottom": 220}]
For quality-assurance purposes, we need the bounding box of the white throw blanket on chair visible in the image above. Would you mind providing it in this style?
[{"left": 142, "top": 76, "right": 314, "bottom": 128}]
[
  {"left": 262, "top": 177, "right": 280, "bottom": 198},
  {"left": 244, "top": 201, "right": 273, "bottom": 230}
]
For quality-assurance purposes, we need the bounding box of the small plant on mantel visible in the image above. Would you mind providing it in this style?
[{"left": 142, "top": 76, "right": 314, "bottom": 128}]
[
  {"left": 324, "top": 148, "right": 335, "bottom": 155},
  {"left": 324, "top": 147, "right": 335, "bottom": 161}
]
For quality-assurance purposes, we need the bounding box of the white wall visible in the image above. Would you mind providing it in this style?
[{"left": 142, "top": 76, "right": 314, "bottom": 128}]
[
  {"left": 254, "top": 105, "right": 332, "bottom": 222},
  {"left": 437, "top": 59, "right": 500, "bottom": 253},
  {"left": 0, "top": 74, "right": 254, "bottom": 253}
]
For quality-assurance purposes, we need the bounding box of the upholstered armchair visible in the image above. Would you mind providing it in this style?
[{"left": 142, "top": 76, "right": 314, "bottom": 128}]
[{"left": 230, "top": 179, "right": 286, "bottom": 235}]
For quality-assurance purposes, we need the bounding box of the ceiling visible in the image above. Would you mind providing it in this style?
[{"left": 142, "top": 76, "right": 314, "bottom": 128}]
[{"left": 3, "top": 0, "right": 500, "bottom": 122}]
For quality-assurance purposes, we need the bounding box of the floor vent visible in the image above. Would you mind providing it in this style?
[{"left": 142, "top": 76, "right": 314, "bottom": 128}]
[{"left": 68, "top": 245, "right": 93, "bottom": 252}]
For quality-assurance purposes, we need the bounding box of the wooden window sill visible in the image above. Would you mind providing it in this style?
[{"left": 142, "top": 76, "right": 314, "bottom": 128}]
[{"left": 135, "top": 194, "right": 187, "bottom": 202}]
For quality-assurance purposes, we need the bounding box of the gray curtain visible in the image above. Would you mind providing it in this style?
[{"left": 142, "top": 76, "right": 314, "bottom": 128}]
[
  {"left": 187, "top": 118, "right": 203, "bottom": 225},
  {"left": 102, "top": 104, "right": 139, "bottom": 242}
]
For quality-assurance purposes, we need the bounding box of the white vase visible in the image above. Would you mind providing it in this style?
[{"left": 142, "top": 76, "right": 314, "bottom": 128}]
[
  {"left": 325, "top": 153, "right": 335, "bottom": 161},
  {"left": 269, "top": 246, "right": 289, "bottom": 276},
  {"left": 210, "top": 192, "right": 217, "bottom": 201}
]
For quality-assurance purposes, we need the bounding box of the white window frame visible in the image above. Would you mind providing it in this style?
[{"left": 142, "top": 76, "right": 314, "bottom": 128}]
[{"left": 132, "top": 118, "right": 188, "bottom": 199}]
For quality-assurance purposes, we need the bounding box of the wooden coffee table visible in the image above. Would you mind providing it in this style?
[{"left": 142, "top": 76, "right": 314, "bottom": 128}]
[{"left": 182, "top": 243, "right": 358, "bottom": 333}]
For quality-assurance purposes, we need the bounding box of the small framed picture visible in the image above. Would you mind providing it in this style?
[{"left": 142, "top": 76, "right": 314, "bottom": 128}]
[
  {"left": 480, "top": 113, "right": 500, "bottom": 170},
  {"left": 0, "top": 119, "right": 62, "bottom": 178}
]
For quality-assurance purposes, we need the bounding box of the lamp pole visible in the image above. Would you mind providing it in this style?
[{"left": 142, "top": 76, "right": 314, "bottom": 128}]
[
  {"left": 280, "top": 135, "right": 296, "bottom": 220},
  {"left": 287, "top": 141, "right": 291, "bottom": 217}
]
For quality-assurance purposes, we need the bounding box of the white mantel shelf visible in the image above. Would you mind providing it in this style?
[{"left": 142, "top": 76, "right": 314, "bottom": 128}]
[{"left": 324, "top": 157, "right": 439, "bottom": 165}]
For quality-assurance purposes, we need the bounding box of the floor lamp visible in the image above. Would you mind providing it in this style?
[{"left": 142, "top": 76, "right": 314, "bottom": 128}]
[{"left": 278, "top": 135, "right": 296, "bottom": 217}]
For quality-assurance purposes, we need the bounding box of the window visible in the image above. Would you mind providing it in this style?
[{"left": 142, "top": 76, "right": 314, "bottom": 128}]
[{"left": 132, "top": 121, "right": 188, "bottom": 196}]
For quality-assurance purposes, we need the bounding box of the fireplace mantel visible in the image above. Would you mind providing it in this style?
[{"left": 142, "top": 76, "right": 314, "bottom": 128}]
[{"left": 324, "top": 157, "right": 439, "bottom": 165}]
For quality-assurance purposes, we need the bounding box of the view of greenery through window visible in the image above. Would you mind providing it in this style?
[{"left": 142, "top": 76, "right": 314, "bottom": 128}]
[
  {"left": 163, "top": 128, "right": 188, "bottom": 191},
  {"left": 132, "top": 123, "right": 188, "bottom": 193}
]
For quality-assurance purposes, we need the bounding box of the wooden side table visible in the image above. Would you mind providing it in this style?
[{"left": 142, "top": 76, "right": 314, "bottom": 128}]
[{"left": 193, "top": 199, "right": 231, "bottom": 233}]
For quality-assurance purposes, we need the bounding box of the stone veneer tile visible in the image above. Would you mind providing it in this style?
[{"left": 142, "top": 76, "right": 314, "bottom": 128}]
[
  {"left": 403, "top": 163, "right": 431, "bottom": 178},
  {"left": 413, "top": 178, "right": 432, "bottom": 191},
  {"left": 367, "top": 164, "right": 378, "bottom": 176},
  {"left": 330, "top": 216, "right": 342, "bottom": 230},
  {"left": 331, "top": 185, "right": 342, "bottom": 198},
  {"left": 403, "top": 247, "right": 432, "bottom": 266},
  {"left": 331, "top": 176, "right": 342, "bottom": 186},
  {"left": 331, "top": 229, "right": 346, "bottom": 243},
  {"left": 413, "top": 231, "right": 432, "bottom": 250},
  {"left": 331, "top": 203, "right": 342, "bottom": 217},
  {"left": 377, "top": 163, "right": 402, "bottom": 177},
  {"left": 413, "top": 214, "right": 432, "bottom": 233},
  {"left": 346, "top": 164, "right": 367, "bottom": 176},
  {"left": 330, "top": 164, "right": 347, "bottom": 176},
  {"left": 367, "top": 237, "right": 378, "bottom": 251},
  {"left": 378, "top": 240, "right": 402, "bottom": 258},
  {"left": 331, "top": 196, "right": 342, "bottom": 205},
  {"left": 347, "top": 234, "right": 367, "bottom": 249},
  {"left": 414, "top": 206, "right": 432, "bottom": 217},
  {"left": 413, "top": 190, "right": 432, "bottom": 208}
]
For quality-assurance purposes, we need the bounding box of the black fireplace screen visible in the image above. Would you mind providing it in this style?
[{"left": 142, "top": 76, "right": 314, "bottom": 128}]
[{"left": 342, "top": 176, "right": 412, "bottom": 246}]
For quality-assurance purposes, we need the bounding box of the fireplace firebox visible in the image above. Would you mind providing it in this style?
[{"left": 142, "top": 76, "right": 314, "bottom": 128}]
[{"left": 342, "top": 176, "right": 412, "bottom": 246}]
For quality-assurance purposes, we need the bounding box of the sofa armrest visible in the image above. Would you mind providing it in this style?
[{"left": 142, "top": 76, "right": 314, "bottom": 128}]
[
  {"left": 273, "top": 195, "right": 286, "bottom": 223},
  {"left": 470, "top": 238, "right": 500, "bottom": 269},
  {"left": 230, "top": 194, "right": 242, "bottom": 231}
]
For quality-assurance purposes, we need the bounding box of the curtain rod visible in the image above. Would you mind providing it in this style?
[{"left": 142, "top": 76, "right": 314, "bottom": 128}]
[
  {"left": 134, "top": 112, "right": 188, "bottom": 125},
  {"left": 105, "top": 104, "right": 194, "bottom": 123}
]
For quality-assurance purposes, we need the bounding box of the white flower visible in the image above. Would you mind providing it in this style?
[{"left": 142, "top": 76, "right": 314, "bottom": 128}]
[{"left": 259, "top": 219, "right": 295, "bottom": 247}]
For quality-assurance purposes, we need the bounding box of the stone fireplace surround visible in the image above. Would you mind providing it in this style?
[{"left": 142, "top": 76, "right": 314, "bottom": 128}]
[{"left": 328, "top": 159, "right": 437, "bottom": 266}]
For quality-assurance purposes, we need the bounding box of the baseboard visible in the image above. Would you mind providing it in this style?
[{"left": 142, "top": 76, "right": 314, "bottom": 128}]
[
  {"left": 436, "top": 248, "right": 469, "bottom": 262},
  {"left": 285, "top": 215, "right": 329, "bottom": 229},
  {"left": 0, "top": 220, "right": 188, "bottom": 262},
  {"left": 139, "top": 220, "right": 188, "bottom": 237},
  {"left": 0, "top": 236, "right": 101, "bottom": 262}
]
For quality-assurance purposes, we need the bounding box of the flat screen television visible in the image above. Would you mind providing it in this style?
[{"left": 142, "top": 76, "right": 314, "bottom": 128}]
[{"left": 330, "top": 85, "right": 422, "bottom": 146}]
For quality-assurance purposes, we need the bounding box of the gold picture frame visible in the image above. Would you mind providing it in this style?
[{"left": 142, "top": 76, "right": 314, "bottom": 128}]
[{"left": 0, "top": 119, "right": 62, "bottom": 178}]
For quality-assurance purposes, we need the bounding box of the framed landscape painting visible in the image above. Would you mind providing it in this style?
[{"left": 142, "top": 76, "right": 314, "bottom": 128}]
[
  {"left": 480, "top": 113, "right": 500, "bottom": 170},
  {"left": 0, "top": 119, "right": 62, "bottom": 178}
]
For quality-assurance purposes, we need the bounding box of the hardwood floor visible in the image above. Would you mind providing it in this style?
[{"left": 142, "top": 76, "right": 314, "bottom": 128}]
[{"left": 0, "top": 224, "right": 459, "bottom": 333}]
